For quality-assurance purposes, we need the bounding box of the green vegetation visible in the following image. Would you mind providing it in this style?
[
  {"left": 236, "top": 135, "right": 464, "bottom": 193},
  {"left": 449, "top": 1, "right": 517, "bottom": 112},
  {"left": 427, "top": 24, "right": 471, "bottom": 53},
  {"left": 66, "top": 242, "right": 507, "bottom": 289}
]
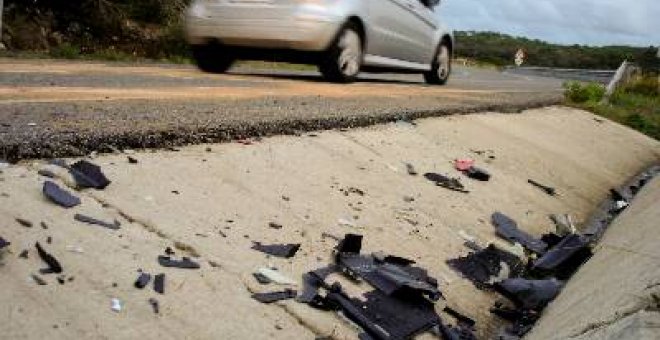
[
  {"left": 564, "top": 77, "right": 660, "bottom": 140},
  {"left": 455, "top": 31, "right": 657, "bottom": 70}
]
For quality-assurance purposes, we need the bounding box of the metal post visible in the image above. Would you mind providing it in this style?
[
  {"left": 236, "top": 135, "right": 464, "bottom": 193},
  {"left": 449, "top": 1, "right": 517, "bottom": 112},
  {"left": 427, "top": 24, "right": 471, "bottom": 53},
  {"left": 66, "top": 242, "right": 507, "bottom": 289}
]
[{"left": 0, "top": 0, "right": 4, "bottom": 49}]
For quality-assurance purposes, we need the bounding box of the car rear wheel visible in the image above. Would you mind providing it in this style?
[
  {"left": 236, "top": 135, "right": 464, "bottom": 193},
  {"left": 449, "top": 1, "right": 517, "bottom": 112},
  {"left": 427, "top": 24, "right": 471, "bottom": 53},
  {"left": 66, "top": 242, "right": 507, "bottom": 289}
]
[
  {"left": 319, "top": 25, "right": 362, "bottom": 83},
  {"left": 424, "top": 42, "right": 451, "bottom": 85},
  {"left": 192, "top": 43, "right": 235, "bottom": 74}
]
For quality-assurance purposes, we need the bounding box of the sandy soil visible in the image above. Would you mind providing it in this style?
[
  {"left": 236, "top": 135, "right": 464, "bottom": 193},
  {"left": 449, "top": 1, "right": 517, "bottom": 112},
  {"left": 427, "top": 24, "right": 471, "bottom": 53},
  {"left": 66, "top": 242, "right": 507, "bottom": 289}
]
[{"left": 0, "top": 106, "right": 658, "bottom": 339}]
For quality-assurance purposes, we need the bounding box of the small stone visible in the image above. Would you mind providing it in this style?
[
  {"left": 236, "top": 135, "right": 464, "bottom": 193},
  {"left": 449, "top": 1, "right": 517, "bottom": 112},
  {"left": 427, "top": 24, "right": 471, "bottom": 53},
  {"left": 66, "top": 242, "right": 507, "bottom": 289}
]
[{"left": 403, "top": 195, "right": 415, "bottom": 203}]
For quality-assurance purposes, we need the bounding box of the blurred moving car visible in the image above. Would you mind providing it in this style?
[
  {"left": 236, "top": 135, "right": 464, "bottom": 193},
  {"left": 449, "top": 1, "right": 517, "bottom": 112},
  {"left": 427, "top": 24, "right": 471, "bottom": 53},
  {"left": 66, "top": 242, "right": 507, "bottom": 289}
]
[{"left": 186, "top": 0, "right": 454, "bottom": 84}]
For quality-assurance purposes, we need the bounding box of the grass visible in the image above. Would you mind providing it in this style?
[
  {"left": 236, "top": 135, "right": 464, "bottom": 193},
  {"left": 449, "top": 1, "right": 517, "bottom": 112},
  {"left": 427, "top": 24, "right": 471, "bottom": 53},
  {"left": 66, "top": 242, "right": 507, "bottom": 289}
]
[{"left": 564, "top": 77, "right": 660, "bottom": 140}]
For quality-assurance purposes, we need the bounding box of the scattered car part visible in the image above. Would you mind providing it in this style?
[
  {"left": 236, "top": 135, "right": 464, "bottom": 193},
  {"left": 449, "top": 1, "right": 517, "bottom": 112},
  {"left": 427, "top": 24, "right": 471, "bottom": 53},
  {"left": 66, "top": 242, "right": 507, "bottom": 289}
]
[
  {"left": 465, "top": 167, "right": 491, "bottom": 181},
  {"left": 490, "top": 304, "right": 540, "bottom": 338},
  {"left": 257, "top": 267, "right": 297, "bottom": 285},
  {"left": 154, "top": 273, "right": 166, "bottom": 294},
  {"left": 443, "top": 306, "right": 476, "bottom": 329},
  {"left": 423, "top": 173, "right": 468, "bottom": 193},
  {"left": 532, "top": 234, "right": 592, "bottom": 279},
  {"left": 148, "top": 298, "right": 160, "bottom": 314},
  {"left": 36, "top": 242, "right": 62, "bottom": 274},
  {"left": 251, "top": 289, "right": 297, "bottom": 304},
  {"left": 157, "top": 256, "right": 200, "bottom": 269},
  {"left": 494, "top": 278, "right": 563, "bottom": 310},
  {"left": 43, "top": 181, "right": 81, "bottom": 208},
  {"left": 70, "top": 160, "right": 111, "bottom": 189},
  {"left": 15, "top": 218, "right": 33, "bottom": 228},
  {"left": 447, "top": 244, "right": 524, "bottom": 290},
  {"left": 251, "top": 242, "right": 300, "bottom": 258},
  {"left": 491, "top": 212, "right": 547, "bottom": 255},
  {"left": 253, "top": 272, "right": 272, "bottom": 285},
  {"left": 134, "top": 272, "right": 152, "bottom": 289},
  {"left": 527, "top": 179, "right": 556, "bottom": 196},
  {"left": 74, "top": 214, "right": 121, "bottom": 230},
  {"left": 454, "top": 159, "right": 474, "bottom": 172}
]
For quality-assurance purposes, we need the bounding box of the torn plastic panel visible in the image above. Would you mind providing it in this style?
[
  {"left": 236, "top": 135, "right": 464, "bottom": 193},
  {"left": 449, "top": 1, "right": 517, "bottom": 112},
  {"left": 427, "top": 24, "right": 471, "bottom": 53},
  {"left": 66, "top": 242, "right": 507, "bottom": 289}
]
[
  {"left": 74, "top": 213, "right": 121, "bottom": 230},
  {"left": 491, "top": 212, "right": 547, "bottom": 255},
  {"left": 532, "top": 234, "right": 592, "bottom": 280},
  {"left": 447, "top": 244, "right": 525, "bottom": 290},
  {"left": 157, "top": 256, "right": 200, "bottom": 269},
  {"left": 490, "top": 304, "right": 540, "bottom": 338},
  {"left": 36, "top": 242, "right": 63, "bottom": 274},
  {"left": 335, "top": 234, "right": 441, "bottom": 301},
  {"left": 251, "top": 289, "right": 297, "bottom": 304},
  {"left": 465, "top": 167, "right": 490, "bottom": 181},
  {"left": 70, "top": 160, "right": 111, "bottom": 189},
  {"left": 43, "top": 181, "right": 81, "bottom": 208},
  {"left": 494, "top": 278, "right": 563, "bottom": 311},
  {"left": 154, "top": 273, "right": 165, "bottom": 294},
  {"left": 251, "top": 242, "right": 300, "bottom": 258},
  {"left": 134, "top": 272, "right": 151, "bottom": 289}
]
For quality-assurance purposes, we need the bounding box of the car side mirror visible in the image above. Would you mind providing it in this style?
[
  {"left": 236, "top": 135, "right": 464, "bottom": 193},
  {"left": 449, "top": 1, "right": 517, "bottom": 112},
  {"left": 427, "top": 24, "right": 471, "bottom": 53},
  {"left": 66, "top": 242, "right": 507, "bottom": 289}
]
[{"left": 421, "top": 0, "right": 441, "bottom": 9}]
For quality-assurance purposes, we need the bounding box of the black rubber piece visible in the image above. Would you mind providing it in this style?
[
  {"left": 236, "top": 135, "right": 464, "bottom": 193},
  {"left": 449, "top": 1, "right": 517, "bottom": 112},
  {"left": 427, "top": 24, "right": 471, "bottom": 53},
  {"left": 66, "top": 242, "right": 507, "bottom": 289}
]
[
  {"left": 70, "top": 160, "right": 111, "bottom": 189},
  {"left": 154, "top": 273, "right": 165, "bottom": 294},
  {"left": 251, "top": 242, "right": 300, "bottom": 258},
  {"left": 43, "top": 181, "right": 81, "bottom": 208},
  {"left": 134, "top": 272, "right": 152, "bottom": 289},
  {"left": 157, "top": 256, "right": 200, "bottom": 269},
  {"left": 251, "top": 289, "right": 297, "bottom": 304},
  {"left": 36, "top": 242, "right": 62, "bottom": 274}
]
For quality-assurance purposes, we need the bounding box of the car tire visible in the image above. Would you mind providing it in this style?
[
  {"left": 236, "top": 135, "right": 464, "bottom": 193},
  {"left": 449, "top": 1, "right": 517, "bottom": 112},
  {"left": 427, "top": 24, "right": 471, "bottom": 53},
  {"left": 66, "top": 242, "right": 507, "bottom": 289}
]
[
  {"left": 424, "top": 41, "right": 451, "bottom": 85},
  {"left": 192, "top": 43, "right": 235, "bottom": 74},
  {"left": 319, "top": 24, "right": 363, "bottom": 83}
]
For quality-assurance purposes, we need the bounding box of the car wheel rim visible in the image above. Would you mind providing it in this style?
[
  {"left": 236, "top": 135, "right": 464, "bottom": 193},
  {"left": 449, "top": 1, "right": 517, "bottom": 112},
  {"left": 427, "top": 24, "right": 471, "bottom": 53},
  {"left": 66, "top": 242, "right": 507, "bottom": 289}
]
[
  {"left": 338, "top": 30, "right": 361, "bottom": 77},
  {"left": 436, "top": 45, "right": 450, "bottom": 79}
]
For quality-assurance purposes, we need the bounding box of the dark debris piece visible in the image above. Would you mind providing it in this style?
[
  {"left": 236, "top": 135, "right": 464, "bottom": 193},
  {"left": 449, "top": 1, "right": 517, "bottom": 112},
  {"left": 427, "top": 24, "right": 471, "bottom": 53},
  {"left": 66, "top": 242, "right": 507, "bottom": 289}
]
[
  {"left": 74, "top": 214, "right": 121, "bottom": 230},
  {"left": 38, "top": 169, "right": 56, "bottom": 178},
  {"left": 492, "top": 212, "right": 547, "bottom": 255},
  {"left": 31, "top": 273, "right": 48, "bottom": 285},
  {"left": 16, "top": 218, "right": 33, "bottom": 228},
  {"left": 251, "top": 242, "right": 300, "bottom": 258},
  {"left": 154, "top": 273, "right": 165, "bottom": 294},
  {"left": 268, "top": 222, "right": 283, "bottom": 230},
  {"left": 157, "top": 256, "right": 200, "bottom": 269},
  {"left": 494, "top": 278, "right": 563, "bottom": 311},
  {"left": 423, "top": 173, "right": 468, "bottom": 193},
  {"left": 443, "top": 306, "right": 476, "bottom": 329},
  {"left": 253, "top": 272, "right": 272, "bottom": 284},
  {"left": 149, "top": 298, "right": 160, "bottom": 314},
  {"left": 405, "top": 163, "right": 418, "bottom": 176},
  {"left": 0, "top": 237, "right": 10, "bottom": 250},
  {"left": 465, "top": 167, "right": 491, "bottom": 181},
  {"left": 127, "top": 156, "right": 139, "bottom": 164},
  {"left": 36, "top": 242, "right": 62, "bottom": 274},
  {"left": 134, "top": 272, "right": 152, "bottom": 289},
  {"left": 43, "top": 181, "right": 81, "bottom": 208},
  {"left": 19, "top": 249, "right": 29, "bottom": 258},
  {"left": 70, "top": 160, "right": 111, "bottom": 189},
  {"left": 251, "top": 289, "right": 297, "bottom": 304},
  {"left": 527, "top": 179, "right": 556, "bottom": 196},
  {"left": 447, "top": 244, "right": 525, "bottom": 290},
  {"left": 491, "top": 304, "right": 540, "bottom": 338},
  {"left": 532, "top": 234, "right": 592, "bottom": 280}
]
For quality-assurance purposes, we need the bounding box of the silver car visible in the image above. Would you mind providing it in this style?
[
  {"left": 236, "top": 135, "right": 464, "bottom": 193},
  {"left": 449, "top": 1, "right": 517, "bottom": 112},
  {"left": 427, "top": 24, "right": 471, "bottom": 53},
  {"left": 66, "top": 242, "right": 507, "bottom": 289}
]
[{"left": 186, "top": 0, "right": 453, "bottom": 84}]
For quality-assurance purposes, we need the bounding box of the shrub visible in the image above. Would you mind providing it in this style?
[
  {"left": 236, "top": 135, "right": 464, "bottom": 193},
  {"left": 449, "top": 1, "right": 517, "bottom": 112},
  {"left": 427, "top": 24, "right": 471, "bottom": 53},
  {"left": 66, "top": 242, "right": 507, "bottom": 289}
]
[
  {"left": 623, "top": 76, "right": 659, "bottom": 97},
  {"left": 564, "top": 81, "right": 606, "bottom": 103}
]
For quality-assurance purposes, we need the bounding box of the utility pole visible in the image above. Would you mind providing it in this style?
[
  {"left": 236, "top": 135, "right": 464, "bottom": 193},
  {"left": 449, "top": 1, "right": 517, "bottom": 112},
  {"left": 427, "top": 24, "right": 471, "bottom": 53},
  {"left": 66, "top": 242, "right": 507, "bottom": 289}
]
[{"left": 0, "top": 0, "right": 4, "bottom": 49}]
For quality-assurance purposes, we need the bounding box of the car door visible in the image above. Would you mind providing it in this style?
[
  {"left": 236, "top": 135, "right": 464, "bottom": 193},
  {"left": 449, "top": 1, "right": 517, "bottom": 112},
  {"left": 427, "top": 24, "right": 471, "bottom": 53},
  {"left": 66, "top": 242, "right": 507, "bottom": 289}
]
[{"left": 366, "top": 0, "right": 437, "bottom": 64}]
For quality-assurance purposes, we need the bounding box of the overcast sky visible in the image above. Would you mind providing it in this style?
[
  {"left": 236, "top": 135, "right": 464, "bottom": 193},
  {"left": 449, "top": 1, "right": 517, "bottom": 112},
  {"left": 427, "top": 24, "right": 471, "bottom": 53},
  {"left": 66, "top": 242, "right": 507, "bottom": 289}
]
[{"left": 441, "top": 0, "right": 658, "bottom": 47}]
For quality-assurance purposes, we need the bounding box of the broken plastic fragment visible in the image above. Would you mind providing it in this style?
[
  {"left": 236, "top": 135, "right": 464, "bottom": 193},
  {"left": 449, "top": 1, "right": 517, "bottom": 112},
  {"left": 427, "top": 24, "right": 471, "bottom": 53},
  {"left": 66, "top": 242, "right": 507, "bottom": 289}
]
[
  {"left": 253, "top": 272, "right": 272, "bottom": 284},
  {"left": 251, "top": 242, "right": 300, "bottom": 258},
  {"left": 455, "top": 159, "right": 475, "bottom": 172},
  {"left": 251, "top": 289, "right": 297, "bottom": 304},
  {"left": 31, "top": 273, "right": 47, "bottom": 285},
  {"left": 0, "top": 237, "right": 10, "bottom": 250},
  {"left": 447, "top": 244, "right": 525, "bottom": 290},
  {"left": 134, "top": 272, "right": 151, "bottom": 289},
  {"left": 16, "top": 218, "right": 33, "bottom": 228},
  {"left": 70, "top": 160, "right": 111, "bottom": 189},
  {"left": 257, "top": 267, "right": 296, "bottom": 285},
  {"left": 36, "top": 242, "right": 63, "bottom": 274},
  {"left": 43, "top": 181, "right": 81, "bottom": 208},
  {"left": 491, "top": 212, "right": 547, "bottom": 255},
  {"left": 527, "top": 179, "right": 556, "bottom": 196},
  {"left": 423, "top": 173, "right": 469, "bottom": 193},
  {"left": 494, "top": 278, "right": 563, "bottom": 310},
  {"left": 549, "top": 214, "right": 577, "bottom": 236},
  {"left": 74, "top": 214, "right": 121, "bottom": 230},
  {"left": 148, "top": 298, "right": 160, "bottom": 314},
  {"left": 405, "top": 163, "right": 418, "bottom": 176},
  {"left": 111, "top": 298, "right": 122, "bottom": 312},
  {"left": 127, "top": 156, "right": 138, "bottom": 164},
  {"left": 466, "top": 166, "right": 491, "bottom": 181},
  {"left": 154, "top": 273, "right": 165, "bottom": 294},
  {"left": 157, "top": 256, "right": 200, "bottom": 269},
  {"left": 532, "top": 234, "right": 592, "bottom": 279}
]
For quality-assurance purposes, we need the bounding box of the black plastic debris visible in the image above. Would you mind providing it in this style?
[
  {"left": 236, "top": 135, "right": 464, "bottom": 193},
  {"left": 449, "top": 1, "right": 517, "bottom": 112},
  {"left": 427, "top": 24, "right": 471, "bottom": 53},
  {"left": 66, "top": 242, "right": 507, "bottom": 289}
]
[
  {"left": 149, "top": 298, "right": 160, "bottom": 314},
  {"left": 127, "top": 156, "right": 138, "bottom": 164},
  {"left": 491, "top": 304, "right": 540, "bottom": 338},
  {"left": 134, "top": 272, "right": 152, "bottom": 289},
  {"left": 36, "top": 242, "right": 62, "bottom": 274},
  {"left": 532, "top": 234, "right": 592, "bottom": 280},
  {"left": 70, "top": 160, "right": 111, "bottom": 189},
  {"left": 437, "top": 322, "right": 477, "bottom": 340},
  {"left": 19, "top": 249, "right": 28, "bottom": 258},
  {"left": 494, "top": 278, "right": 563, "bottom": 310},
  {"left": 251, "top": 289, "right": 297, "bottom": 304},
  {"left": 527, "top": 179, "right": 556, "bottom": 196},
  {"left": 43, "top": 181, "right": 81, "bottom": 208},
  {"left": 154, "top": 273, "right": 165, "bottom": 294},
  {"left": 74, "top": 214, "right": 121, "bottom": 230},
  {"left": 268, "top": 222, "right": 283, "bottom": 230},
  {"left": 447, "top": 244, "right": 525, "bottom": 290},
  {"left": 31, "top": 273, "right": 48, "bottom": 285},
  {"left": 405, "top": 163, "right": 418, "bottom": 176},
  {"left": 37, "top": 169, "right": 56, "bottom": 178},
  {"left": 492, "top": 212, "right": 547, "bottom": 255},
  {"left": 335, "top": 234, "right": 441, "bottom": 301},
  {"left": 251, "top": 242, "right": 300, "bottom": 258},
  {"left": 424, "top": 173, "right": 468, "bottom": 193},
  {"left": 157, "top": 255, "right": 200, "bottom": 269},
  {"left": 253, "top": 272, "right": 272, "bottom": 285},
  {"left": 16, "top": 218, "right": 33, "bottom": 228},
  {"left": 0, "top": 237, "right": 10, "bottom": 250},
  {"left": 465, "top": 167, "right": 491, "bottom": 181},
  {"left": 443, "top": 306, "right": 476, "bottom": 329}
]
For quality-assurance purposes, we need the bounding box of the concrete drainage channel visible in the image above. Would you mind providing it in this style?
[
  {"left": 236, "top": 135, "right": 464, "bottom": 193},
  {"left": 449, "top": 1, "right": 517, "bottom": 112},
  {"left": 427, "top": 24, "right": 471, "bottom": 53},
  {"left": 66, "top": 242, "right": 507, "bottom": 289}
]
[{"left": 0, "top": 107, "right": 659, "bottom": 339}]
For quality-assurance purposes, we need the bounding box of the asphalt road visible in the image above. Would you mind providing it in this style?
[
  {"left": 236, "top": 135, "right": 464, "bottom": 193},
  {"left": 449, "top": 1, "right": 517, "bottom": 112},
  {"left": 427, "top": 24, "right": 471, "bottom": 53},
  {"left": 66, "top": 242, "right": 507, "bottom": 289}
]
[{"left": 0, "top": 59, "right": 563, "bottom": 161}]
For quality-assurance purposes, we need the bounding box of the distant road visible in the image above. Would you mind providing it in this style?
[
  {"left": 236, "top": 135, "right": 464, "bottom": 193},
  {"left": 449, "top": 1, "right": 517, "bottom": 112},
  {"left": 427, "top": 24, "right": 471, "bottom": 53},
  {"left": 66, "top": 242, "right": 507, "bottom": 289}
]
[
  {"left": 504, "top": 66, "right": 616, "bottom": 84},
  {"left": 0, "top": 59, "right": 563, "bottom": 161}
]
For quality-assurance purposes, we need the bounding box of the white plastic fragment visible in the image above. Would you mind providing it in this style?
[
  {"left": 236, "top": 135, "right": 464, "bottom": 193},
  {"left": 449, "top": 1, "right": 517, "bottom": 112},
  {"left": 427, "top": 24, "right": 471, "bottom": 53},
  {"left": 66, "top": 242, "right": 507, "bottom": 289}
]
[
  {"left": 66, "top": 245, "right": 84, "bottom": 254},
  {"left": 338, "top": 217, "right": 357, "bottom": 228},
  {"left": 111, "top": 298, "right": 122, "bottom": 312},
  {"left": 615, "top": 200, "right": 628, "bottom": 210},
  {"left": 257, "top": 268, "right": 297, "bottom": 285}
]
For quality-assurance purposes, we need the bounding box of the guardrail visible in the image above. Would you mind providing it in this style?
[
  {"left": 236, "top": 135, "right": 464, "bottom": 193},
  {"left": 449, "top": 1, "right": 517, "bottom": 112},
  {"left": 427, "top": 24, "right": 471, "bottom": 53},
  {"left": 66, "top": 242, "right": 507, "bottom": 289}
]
[{"left": 504, "top": 66, "right": 616, "bottom": 84}]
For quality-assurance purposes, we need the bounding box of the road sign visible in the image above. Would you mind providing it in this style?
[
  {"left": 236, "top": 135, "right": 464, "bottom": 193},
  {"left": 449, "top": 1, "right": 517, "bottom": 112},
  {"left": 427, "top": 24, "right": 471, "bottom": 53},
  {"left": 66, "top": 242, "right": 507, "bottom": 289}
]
[{"left": 515, "top": 49, "right": 525, "bottom": 67}]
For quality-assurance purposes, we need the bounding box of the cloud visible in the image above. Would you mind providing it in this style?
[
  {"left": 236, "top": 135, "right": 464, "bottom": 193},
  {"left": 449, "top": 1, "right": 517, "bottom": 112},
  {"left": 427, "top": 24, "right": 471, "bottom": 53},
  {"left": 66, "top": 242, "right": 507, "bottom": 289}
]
[{"left": 440, "top": 0, "right": 659, "bottom": 46}]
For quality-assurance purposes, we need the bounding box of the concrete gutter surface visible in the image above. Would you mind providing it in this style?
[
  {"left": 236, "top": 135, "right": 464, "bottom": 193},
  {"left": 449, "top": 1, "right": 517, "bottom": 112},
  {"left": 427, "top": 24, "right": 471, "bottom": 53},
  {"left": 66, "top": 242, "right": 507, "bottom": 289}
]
[{"left": 0, "top": 106, "right": 658, "bottom": 339}]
